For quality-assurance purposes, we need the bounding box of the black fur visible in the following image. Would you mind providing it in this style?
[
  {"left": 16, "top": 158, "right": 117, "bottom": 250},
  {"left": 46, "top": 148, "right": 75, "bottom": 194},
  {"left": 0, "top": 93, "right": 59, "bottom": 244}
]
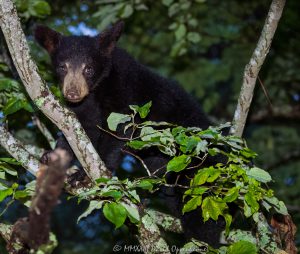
[{"left": 35, "top": 22, "right": 224, "bottom": 246}]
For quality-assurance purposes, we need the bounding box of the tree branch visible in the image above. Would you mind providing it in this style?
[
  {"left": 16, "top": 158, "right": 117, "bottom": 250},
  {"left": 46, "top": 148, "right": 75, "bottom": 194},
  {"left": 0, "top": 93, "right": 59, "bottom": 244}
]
[
  {"left": 0, "top": 125, "right": 39, "bottom": 176},
  {"left": 32, "top": 116, "right": 56, "bottom": 149},
  {"left": 250, "top": 105, "right": 300, "bottom": 123},
  {"left": 138, "top": 210, "right": 171, "bottom": 254},
  {"left": 146, "top": 209, "right": 183, "bottom": 233},
  {"left": 0, "top": 0, "right": 111, "bottom": 181},
  {"left": 230, "top": 0, "right": 286, "bottom": 137}
]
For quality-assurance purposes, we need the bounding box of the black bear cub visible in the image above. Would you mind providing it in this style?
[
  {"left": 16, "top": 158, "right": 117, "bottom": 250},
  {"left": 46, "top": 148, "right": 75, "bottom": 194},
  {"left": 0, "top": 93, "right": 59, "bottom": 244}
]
[{"left": 35, "top": 21, "right": 224, "bottom": 246}]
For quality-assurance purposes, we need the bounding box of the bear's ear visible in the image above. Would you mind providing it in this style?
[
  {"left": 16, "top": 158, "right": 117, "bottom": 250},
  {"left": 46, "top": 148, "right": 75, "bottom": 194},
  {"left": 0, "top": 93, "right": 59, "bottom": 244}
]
[
  {"left": 34, "top": 25, "right": 62, "bottom": 54},
  {"left": 98, "top": 21, "right": 124, "bottom": 55}
]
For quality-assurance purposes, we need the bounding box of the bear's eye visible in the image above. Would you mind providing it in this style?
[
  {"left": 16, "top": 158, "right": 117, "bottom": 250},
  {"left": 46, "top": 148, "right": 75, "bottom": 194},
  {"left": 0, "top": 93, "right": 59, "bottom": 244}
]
[
  {"left": 57, "top": 64, "right": 67, "bottom": 73},
  {"left": 84, "top": 66, "right": 94, "bottom": 77}
]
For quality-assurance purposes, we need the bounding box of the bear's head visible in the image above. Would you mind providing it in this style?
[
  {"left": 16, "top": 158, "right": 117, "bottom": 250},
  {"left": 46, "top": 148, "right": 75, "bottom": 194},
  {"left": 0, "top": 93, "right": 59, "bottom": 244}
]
[{"left": 34, "top": 21, "right": 124, "bottom": 103}]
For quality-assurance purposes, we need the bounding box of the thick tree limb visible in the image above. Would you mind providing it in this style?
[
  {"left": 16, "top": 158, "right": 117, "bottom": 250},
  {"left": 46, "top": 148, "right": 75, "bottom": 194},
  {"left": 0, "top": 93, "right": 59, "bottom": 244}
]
[
  {"left": 0, "top": 125, "right": 39, "bottom": 176},
  {"left": 271, "top": 214, "right": 298, "bottom": 254},
  {"left": 230, "top": 0, "right": 286, "bottom": 137},
  {"left": 146, "top": 209, "right": 183, "bottom": 233},
  {"left": 0, "top": 0, "right": 111, "bottom": 181},
  {"left": 138, "top": 211, "right": 171, "bottom": 254}
]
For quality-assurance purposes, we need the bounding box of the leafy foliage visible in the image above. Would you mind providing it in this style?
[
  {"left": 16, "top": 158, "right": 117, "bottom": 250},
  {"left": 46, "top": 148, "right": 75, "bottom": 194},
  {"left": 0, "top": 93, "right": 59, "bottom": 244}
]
[{"left": 67, "top": 102, "right": 288, "bottom": 253}]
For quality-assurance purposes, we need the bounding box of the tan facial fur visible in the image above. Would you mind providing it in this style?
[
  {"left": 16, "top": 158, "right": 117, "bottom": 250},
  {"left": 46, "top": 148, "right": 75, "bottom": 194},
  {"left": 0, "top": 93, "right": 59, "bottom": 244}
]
[{"left": 62, "top": 63, "right": 89, "bottom": 102}]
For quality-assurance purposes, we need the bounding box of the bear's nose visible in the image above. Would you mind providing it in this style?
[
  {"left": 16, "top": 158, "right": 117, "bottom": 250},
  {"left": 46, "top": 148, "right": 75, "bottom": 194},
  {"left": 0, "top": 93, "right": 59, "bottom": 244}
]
[{"left": 66, "top": 89, "right": 80, "bottom": 101}]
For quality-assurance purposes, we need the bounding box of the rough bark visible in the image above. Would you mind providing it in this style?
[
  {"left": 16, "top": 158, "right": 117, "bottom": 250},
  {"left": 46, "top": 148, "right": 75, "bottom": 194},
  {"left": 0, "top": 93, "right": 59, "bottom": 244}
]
[
  {"left": 0, "top": 0, "right": 111, "bottom": 181},
  {"left": 271, "top": 215, "right": 298, "bottom": 254},
  {"left": 138, "top": 211, "right": 170, "bottom": 254},
  {"left": 147, "top": 209, "right": 183, "bottom": 233},
  {"left": 230, "top": 0, "right": 286, "bottom": 137},
  {"left": 0, "top": 125, "right": 39, "bottom": 176}
]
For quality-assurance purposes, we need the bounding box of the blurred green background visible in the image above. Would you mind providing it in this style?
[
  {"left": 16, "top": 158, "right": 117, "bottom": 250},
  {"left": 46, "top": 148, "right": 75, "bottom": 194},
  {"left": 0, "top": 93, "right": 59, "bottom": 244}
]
[{"left": 0, "top": 0, "right": 299, "bottom": 253}]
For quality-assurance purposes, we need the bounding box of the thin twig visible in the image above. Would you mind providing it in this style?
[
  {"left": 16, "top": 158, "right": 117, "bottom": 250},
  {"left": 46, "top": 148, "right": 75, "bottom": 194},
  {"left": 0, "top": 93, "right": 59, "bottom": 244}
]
[
  {"left": 32, "top": 116, "right": 56, "bottom": 149},
  {"left": 186, "top": 154, "right": 208, "bottom": 170},
  {"left": 152, "top": 164, "right": 167, "bottom": 176},
  {"left": 121, "top": 149, "right": 152, "bottom": 176},
  {"left": 97, "top": 125, "right": 130, "bottom": 141},
  {"left": 258, "top": 76, "right": 273, "bottom": 108}
]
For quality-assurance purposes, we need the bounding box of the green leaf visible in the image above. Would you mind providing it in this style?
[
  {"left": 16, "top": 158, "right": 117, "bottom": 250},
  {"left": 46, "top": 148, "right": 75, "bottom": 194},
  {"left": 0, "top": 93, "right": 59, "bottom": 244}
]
[
  {"left": 0, "top": 158, "right": 20, "bottom": 165},
  {"left": 240, "top": 148, "right": 257, "bottom": 159},
  {"left": 187, "top": 32, "right": 201, "bottom": 43},
  {"left": 103, "top": 202, "right": 127, "bottom": 228},
  {"left": 0, "top": 78, "right": 19, "bottom": 91},
  {"left": 206, "top": 169, "right": 221, "bottom": 182},
  {"left": 14, "top": 190, "right": 30, "bottom": 199},
  {"left": 77, "top": 200, "right": 104, "bottom": 223},
  {"left": 192, "top": 167, "right": 215, "bottom": 186},
  {"left": 140, "top": 127, "right": 160, "bottom": 141},
  {"left": 129, "top": 101, "right": 152, "bottom": 119},
  {"left": 136, "top": 180, "right": 153, "bottom": 191},
  {"left": 168, "top": 3, "right": 180, "bottom": 17},
  {"left": 127, "top": 190, "right": 140, "bottom": 202},
  {"left": 202, "top": 197, "right": 227, "bottom": 222},
  {"left": 121, "top": 4, "right": 133, "bottom": 18},
  {"left": 227, "top": 240, "right": 257, "bottom": 254},
  {"left": 195, "top": 140, "right": 208, "bottom": 154},
  {"left": 102, "top": 190, "right": 123, "bottom": 200},
  {"left": 208, "top": 147, "right": 221, "bottom": 156},
  {"left": 167, "top": 155, "right": 191, "bottom": 172},
  {"left": 29, "top": 0, "right": 51, "bottom": 18},
  {"left": 246, "top": 167, "right": 272, "bottom": 183},
  {"left": 121, "top": 203, "right": 140, "bottom": 223},
  {"left": 162, "top": 0, "right": 174, "bottom": 6},
  {"left": 0, "top": 163, "right": 17, "bottom": 176},
  {"left": 199, "top": 129, "right": 218, "bottom": 139},
  {"left": 21, "top": 100, "right": 34, "bottom": 112},
  {"left": 223, "top": 187, "right": 239, "bottom": 203},
  {"left": 0, "top": 188, "right": 13, "bottom": 202},
  {"left": 245, "top": 192, "right": 259, "bottom": 215},
  {"left": 175, "top": 24, "right": 187, "bottom": 40},
  {"left": 182, "top": 196, "right": 202, "bottom": 214},
  {"left": 224, "top": 214, "right": 232, "bottom": 235},
  {"left": 3, "top": 98, "right": 24, "bottom": 116},
  {"left": 107, "top": 113, "right": 131, "bottom": 131},
  {"left": 243, "top": 201, "right": 252, "bottom": 218},
  {"left": 95, "top": 177, "right": 110, "bottom": 184},
  {"left": 184, "top": 187, "right": 208, "bottom": 197},
  {"left": 127, "top": 140, "right": 152, "bottom": 150},
  {"left": 264, "top": 197, "right": 288, "bottom": 215}
]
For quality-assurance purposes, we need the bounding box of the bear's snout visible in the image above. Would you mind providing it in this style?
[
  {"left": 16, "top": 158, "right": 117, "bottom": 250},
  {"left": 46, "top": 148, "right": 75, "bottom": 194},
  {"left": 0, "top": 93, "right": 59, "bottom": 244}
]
[{"left": 65, "top": 88, "right": 81, "bottom": 102}]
